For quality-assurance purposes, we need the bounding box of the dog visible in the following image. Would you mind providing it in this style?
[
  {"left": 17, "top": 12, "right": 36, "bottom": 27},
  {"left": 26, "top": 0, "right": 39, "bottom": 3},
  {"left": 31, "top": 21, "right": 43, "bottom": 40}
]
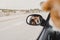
[
  {"left": 30, "top": 16, "right": 40, "bottom": 25},
  {"left": 42, "top": 0, "right": 60, "bottom": 29}
]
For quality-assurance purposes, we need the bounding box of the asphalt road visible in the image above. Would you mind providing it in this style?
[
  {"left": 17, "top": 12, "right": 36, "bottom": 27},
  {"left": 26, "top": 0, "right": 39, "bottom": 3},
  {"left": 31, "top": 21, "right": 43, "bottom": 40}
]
[{"left": 0, "top": 13, "right": 43, "bottom": 40}]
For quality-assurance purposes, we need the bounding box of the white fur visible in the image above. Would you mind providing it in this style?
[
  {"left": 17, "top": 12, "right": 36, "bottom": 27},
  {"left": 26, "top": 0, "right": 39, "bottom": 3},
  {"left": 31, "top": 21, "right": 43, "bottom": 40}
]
[{"left": 50, "top": 18, "right": 60, "bottom": 31}]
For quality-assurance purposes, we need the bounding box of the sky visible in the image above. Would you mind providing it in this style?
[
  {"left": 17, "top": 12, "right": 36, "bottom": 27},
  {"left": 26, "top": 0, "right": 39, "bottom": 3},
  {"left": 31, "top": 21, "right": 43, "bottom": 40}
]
[{"left": 0, "top": 0, "right": 46, "bottom": 9}]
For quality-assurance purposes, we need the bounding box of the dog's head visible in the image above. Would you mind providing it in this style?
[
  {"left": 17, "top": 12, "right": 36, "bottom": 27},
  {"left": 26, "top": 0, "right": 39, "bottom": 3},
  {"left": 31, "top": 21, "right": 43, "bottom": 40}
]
[
  {"left": 41, "top": 0, "right": 60, "bottom": 17},
  {"left": 42, "top": 0, "right": 60, "bottom": 29}
]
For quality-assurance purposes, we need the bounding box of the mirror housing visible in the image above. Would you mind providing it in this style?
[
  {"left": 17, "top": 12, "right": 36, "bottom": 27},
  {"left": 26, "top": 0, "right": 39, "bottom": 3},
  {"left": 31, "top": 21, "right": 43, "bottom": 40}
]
[{"left": 26, "top": 14, "right": 46, "bottom": 26}]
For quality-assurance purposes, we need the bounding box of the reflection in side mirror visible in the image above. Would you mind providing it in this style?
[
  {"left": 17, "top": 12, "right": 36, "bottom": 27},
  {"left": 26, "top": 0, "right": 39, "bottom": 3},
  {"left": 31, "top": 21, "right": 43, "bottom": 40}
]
[{"left": 26, "top": 14, "right": 45, "bottom": 26}]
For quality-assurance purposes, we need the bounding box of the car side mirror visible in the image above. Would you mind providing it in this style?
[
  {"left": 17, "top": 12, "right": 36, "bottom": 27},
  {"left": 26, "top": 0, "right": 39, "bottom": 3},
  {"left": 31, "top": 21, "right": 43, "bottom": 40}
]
[{"left": 26, "top": 14, "right": 46, "bottom": 26}]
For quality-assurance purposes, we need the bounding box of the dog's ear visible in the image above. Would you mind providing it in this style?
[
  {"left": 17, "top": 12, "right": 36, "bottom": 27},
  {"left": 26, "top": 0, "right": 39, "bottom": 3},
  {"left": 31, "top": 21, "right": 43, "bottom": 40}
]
[{"left": 42, "top": 1, "right": 52, "bottom": 11}]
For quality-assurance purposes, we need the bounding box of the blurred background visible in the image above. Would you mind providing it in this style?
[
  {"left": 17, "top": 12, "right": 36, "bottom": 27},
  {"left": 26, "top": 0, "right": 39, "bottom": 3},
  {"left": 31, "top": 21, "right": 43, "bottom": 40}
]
[
  {"left": 0, "top": 0, "right": 46, "bottom": 9},
  {"left": 0, "top": 0, "right": 50, "bottom": 40}
]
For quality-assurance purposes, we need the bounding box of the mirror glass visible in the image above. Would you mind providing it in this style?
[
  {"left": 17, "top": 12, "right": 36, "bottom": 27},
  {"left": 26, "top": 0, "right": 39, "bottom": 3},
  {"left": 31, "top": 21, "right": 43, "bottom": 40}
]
[{"left": 26, "top": 14, "right": 41, "bottom": 25}]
